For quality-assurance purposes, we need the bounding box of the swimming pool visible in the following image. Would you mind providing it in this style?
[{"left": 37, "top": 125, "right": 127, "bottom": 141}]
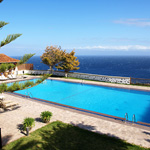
[{"left": 15, "top": 79, "right": 150, "bottom": 124}]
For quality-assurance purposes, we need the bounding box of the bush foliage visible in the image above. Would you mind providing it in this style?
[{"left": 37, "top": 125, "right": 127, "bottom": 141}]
[
  {"left": 22, "top": 117, "right": 35, "bottom": 131},
  {"left": 0, "top": 83, "right": 7, "bottom": 93},
  {"left": 0, "top": 74, "right": 51, "bottom": 93},
  {"left": 40, "top": 111, "right": 53, "bottom": 123}
]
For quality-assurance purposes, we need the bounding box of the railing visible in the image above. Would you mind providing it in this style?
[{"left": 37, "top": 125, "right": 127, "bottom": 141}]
[
  {"left": 132, "top": 114, "right": 136, "bottom": 123},
  {"left": 125, "top": 113, "right": 128, "bottom": 121},
  {"left": 25, "top": 91, "right": 33, "bottom": 98},
  {"left": 18, "top": 69, "right": 150, "bottom": 85},
  {"left": 131, "top": 77, "right": 150, "bottom": 85}
]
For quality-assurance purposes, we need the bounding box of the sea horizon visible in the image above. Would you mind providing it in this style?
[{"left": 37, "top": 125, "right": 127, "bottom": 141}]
[{"left": 12, "top": 55, "right": 150, "bottom": 79}]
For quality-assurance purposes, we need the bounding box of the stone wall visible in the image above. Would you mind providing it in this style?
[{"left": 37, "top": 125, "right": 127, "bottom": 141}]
[{"left": 19, "top": 70, "right": 130, "bottom": 84}]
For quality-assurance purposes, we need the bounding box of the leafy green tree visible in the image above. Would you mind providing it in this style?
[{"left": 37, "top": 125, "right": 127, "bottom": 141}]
[
  {"left": 7, "top": 63, "right": 15, "bottom": 71},
  {"left": 41, "top": 46, "right": 64, "bottom": 73},
  {"left": 0, "top": 63, "right": 7, "bottom": 73},
  {"left": 56, "top": 50, "right": 80, "bottom": 77}
]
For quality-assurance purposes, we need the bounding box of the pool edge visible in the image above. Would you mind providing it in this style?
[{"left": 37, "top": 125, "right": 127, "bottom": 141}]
[{"left": 7, "top": 91, "right": 150, "bottom": 130}]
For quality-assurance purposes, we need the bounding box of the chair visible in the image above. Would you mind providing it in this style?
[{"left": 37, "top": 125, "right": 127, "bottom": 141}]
[
  {"left": 0, "top": 75, "right": 8, "bottom": 81},
  {"left": 0, "top": 95, "right": 5, "bottom": 100},
  {"left": 8, "top": 73, "right": 17, "bottom": 79},
  {"left": 8, "top": 74, "right": 13, "bottom": 79},
  {"left": 10, "top": 73, "right": 17, "bottom": 79},
  {"left": 0, "top": 99, "right": 19, "bottom": 110}
]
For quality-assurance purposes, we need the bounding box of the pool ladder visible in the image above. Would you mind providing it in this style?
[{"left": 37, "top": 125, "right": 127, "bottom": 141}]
[
  {"left": 125, "top": 113, "right": 136, "bottom": 123},
  {"left": 81, "top": 79, "right": 84, "bottom": 85},
  {"left": 125, "top": 113, "right": 128, "bottom": 121},
  {"left": 25, "top": 91, "right": 33, "bottom": 98},
  {"left": 132, "top": 114, "right": 136, "bottom": 123},
  {"left": 43, "top": 80, "right": 47, "bottom": 84}
]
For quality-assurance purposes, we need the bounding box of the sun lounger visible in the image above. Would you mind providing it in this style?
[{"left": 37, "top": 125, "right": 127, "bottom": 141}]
[
  {"left": 0, "top": 100, "right": 12, "bottom": 103},
  {"left": 0, "top": 95, "right": 5, "bottom": 100},
  {"left": 8, "top": 74, "right": 13, "bottom": 79},
  {"left": 12, "top": 74, "right": 17, "bottom": 79},
  {"left": 8, "top": 74, "right": 17, "bottom": 79},
  {"left": 0, "top": 75, "right": 8, "bottom": 81},
  {"left": 0, "top": 100, "right": 19, "bottom": 110}
]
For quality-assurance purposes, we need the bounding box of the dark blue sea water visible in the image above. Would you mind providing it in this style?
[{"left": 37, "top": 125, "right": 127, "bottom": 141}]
[{"left": 13, "top": 56, "right": 150, "bottom": 79}]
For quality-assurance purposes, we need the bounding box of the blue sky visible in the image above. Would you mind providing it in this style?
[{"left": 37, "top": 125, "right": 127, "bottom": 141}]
[{"left": 0, "top": 0, "right": 150, "bottom": 56}]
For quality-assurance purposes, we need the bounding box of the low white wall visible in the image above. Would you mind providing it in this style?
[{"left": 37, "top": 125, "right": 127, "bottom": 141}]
[
  {"left": 18, "top": 70, "right": 50, "bottom": 75},
  {"left": 19, "top": 70, "right": 130, "bottom": 84},
  {"left": 54, "top": 71, "right": 130, "bottom": 84}
]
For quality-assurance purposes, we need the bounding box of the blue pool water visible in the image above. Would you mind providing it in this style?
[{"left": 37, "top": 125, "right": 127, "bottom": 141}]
[{"left": 15, "top": 79, "right": 150, "bottom": 123}]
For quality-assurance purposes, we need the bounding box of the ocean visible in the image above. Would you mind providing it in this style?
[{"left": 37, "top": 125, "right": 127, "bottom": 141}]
[{"left": 13, "top": 56, "right": 150, "bottom": 79}]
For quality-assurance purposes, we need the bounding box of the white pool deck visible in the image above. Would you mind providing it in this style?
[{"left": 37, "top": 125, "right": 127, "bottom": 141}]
[{"left": 1, "top": 76, "right": 150, "bottom": 148}]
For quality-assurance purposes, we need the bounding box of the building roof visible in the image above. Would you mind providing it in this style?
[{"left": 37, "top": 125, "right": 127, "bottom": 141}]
[{"left": 0, "top": 54, "right": 20, "bottom": 63}]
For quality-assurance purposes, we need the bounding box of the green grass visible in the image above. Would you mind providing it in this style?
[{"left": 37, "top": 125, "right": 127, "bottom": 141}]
[{"left": 2, "top": 121, "right": 149, "bottom": 150}]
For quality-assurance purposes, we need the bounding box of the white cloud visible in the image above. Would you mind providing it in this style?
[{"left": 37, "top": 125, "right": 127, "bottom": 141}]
[
  {"left": 114, "top": 18, "right": 150, "bottom": 27},
  {"left": 75, "top": 45, "right": 150, "bottom": 51}
]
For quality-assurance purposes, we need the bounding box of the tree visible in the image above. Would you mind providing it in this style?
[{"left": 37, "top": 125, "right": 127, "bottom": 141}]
[
  {"left": 0, "top": 0, "right": 21, "bottom": 48},
  {"left": 18, "top": 53, "right": 35, "bottom": 65},
  {"left": 56, "top": 50, "right": 80, "bottom": 77},
  {"left": 0, "top": 21, "right": 22, "bottom": 48},
  {"left": 0, "top": 64, "right": 7, "bottom": 73},
  {"left": 41, "top": 46, "right": 64, "bottom": 73},
  {"left": 7, "top": 63, "right": 15, "bottom": 73},
  {"left": 0, "top": 0, "right": 35, "bottom": 75}
]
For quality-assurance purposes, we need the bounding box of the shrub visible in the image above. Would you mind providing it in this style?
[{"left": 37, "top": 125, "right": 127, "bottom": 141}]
[
  {"left": 0, "top": 63, "right": 8, "bottom": 73},
  {"left": 35, "top": 79, "right": 42, "bottom": 84},
  {"left": 0, "top": 83, "right": 7, "bottom": 93},
  {"left": 7, "top": 86, "right": 14, "bottom": 92},
  {"left": 5, "top": 74, "right": 50, "bottom": 93},
  {"left": 23, "top": 117, "right": 35, "bottom": 131},
  {"left": 24, "top": 80, "right": 34, "bottom": 87},
  {"left": 40, "top": 111, "right": 53, "bottom": 123},
  {"left": 19, "top": 83, "right": 25, "bottom": 90},
  {"left": 41, "top": 74, "right": 52, "bottom": 81},
  {"left": 7, "top": 82, "right": 21, "bottom": 92},
  {"left": 12, "top": 82, "right": 21, "bottom": 91}
]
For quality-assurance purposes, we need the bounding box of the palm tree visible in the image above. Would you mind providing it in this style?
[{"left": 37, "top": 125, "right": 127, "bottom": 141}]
[
  {"left": 0, "top": 0, "right": 22, "bottom": 48},
  {"left": 0, "top": 0, "right": 35, "bottom": 75},
  {"left": 0, "top": 21, "right": 22, "bottom": 48}
]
